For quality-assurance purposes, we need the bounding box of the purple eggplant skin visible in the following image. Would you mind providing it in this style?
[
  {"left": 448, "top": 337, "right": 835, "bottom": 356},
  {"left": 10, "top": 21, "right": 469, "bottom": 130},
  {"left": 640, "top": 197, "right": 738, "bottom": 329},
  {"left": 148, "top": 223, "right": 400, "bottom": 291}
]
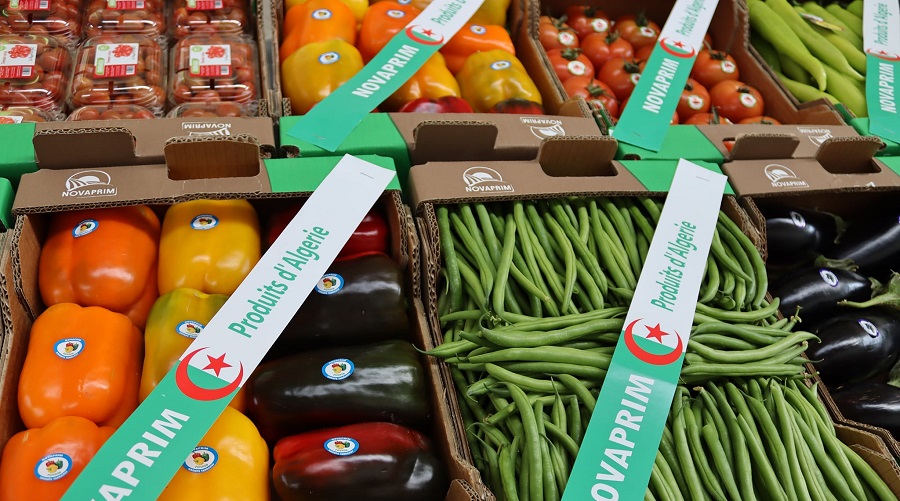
[
  {"left": 772, "top": 267, "right": 872, "bottom": 324},
  {"left": 831, "top": 382, "right": 900, "bottom": 438},
  {"left": 764, "top": 207, "right": 839, "bottom": 267},
  {"left": 827, "top": 212, "right": 900, "bottom": 278},
  {"left": 806, "top": 310, "right": 900, "bottom": 386}
]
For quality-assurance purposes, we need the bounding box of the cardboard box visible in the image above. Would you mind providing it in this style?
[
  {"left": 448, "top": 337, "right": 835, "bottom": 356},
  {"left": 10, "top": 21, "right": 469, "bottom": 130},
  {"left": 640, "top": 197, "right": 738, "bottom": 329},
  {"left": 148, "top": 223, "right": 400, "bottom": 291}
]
[
  {"left": 848, "top": 117, "right": 900, "bottom": 157},
  {"left": 0, "top": 138, "right": 484, "bottom": 500}
]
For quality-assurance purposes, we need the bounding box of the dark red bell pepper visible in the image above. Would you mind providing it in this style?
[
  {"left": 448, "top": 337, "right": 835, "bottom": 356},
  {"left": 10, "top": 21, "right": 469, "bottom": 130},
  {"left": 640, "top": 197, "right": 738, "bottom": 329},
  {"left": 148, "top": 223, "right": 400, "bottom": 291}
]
[
  {"left": 272, "top": 422, "right": 447, "bottom": 501},
  {"left": 266, "top": 205, "right": 390, "bottom": 258}
]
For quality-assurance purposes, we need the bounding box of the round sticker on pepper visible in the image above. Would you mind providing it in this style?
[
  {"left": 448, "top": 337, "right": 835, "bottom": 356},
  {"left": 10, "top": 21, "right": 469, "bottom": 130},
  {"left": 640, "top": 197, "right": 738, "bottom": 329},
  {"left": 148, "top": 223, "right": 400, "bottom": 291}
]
[
  {"left": 190, "top": 214, "right": 219, "bottom": 230},
  {"left": 176, "top": 320, "right": 204, "bottom": 339},
  {"left": 54, "top": 338, "right": 85, "bottom": 359},
  {"left": 315, "top": 273, "right": 344, "bottom": 294},
  {"left": 324, "top": 437, "right": 359, "bottom": 456},
  {"left": 490, "top": 60, "right": 511, "bottom": 71},
  {"left": 72, "top": 219, "right": 98, "bottom": 238},
  {"left": 34, "top": 453, "right": 72, "bottom": 481},
  {"left": 322, "top": 358, "right": 354, "bottom": 380},
  {"left": 183, "top": 446, "right": 217, "bottom": 473},
  {"left": 319, "top": 51, "right": 340, "bottom": 64}
]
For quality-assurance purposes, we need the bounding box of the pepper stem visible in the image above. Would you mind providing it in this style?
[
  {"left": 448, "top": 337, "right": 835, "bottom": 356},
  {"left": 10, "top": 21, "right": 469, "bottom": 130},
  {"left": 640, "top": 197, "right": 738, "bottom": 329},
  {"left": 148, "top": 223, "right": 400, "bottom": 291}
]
[{"left": 839, "top": 273, "right": 900, "bottom": 311}]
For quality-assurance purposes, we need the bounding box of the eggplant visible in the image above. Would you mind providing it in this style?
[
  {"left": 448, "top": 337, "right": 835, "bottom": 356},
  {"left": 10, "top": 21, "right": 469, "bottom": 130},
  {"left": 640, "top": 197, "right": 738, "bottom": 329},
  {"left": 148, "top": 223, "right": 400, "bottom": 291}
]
[
  {"left": 806, "top": 310, "right": 900, "bottom": 386},
  {"left": 764, "top": 207, "right": 839, "bottom": 267},
  {"left": 831, "top": 382, "right": 900, "bottom": 438},
  {"left": 826, "top": 211, "right": 900, "bottom": 278},
  {"left": 772, "top": 267, "right": 872, "bottom": 323}
]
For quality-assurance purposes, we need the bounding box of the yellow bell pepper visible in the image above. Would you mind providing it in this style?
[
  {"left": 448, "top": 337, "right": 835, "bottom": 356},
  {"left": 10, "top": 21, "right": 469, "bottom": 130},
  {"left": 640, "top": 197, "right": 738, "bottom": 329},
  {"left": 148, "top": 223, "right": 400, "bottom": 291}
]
[
  {"left": 286, "top": 0, "right": 368, "bottom": 23},
  {"left": 158, "top": 407, "right": 269, "bottom": 500},
  {"left": 158, "top": 199, "right": 261, "bottom": 296},
  {"left": 411, "top": 0, "right": 509, "bottom": 25},
  {"left": 384, "top": 53, "right": 461, "bottom": 111},
  {"left": 456, "top": 49, "right": 542, "bottom": 112},
  {"left": 282, "top": 39, "right": 364, "bottom": 115},
  {"left": 139, "top": 288, "right": 246, "bottom": 411}
]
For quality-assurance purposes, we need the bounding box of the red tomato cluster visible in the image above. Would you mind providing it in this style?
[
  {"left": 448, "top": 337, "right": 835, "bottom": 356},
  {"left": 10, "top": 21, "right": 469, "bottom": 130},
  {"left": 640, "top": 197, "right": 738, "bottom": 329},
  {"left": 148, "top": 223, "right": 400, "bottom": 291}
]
[
  {"left": 0, "top": 35, "right": 69, "bottom": 112},
  {"left": 84, "top": 0, "right": 167, "bottom": 39},
  {"left": 170, "top": 0, "right": 250, "bottom": 39},
  {"left": 67, "top": 104, "right": 156, "bottom": 120},
  {"left": 170, "top": 34, "right": 259, "bottom": 107},
  {"left": 0, "top": 0, "right": 83, "bottom": 46},
  {"left": 167, "top": 101, "right": 248, "bottom": 117},
  {"left": 545, "top": 9, "right": 779, "bottom": 127},
  {"left": 68, "top": 34, "right": 166, "bottom": 111}
]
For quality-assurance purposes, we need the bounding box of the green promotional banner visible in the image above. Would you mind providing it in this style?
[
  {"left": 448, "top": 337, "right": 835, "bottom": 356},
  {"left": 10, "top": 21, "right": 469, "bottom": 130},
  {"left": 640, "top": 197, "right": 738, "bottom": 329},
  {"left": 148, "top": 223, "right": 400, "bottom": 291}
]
[
  {"left": 611, "top": 0, "right": 718, "bottom": 152},
  {"left": 864, "top": 0, "right": 900, "bottom": 143},
  {"left": 285, "top": 0, "right": 483, "bottom": 152},
  {"left": 61, "top": 156, "right": 397, "bottom": 500},
  {"left": 561, "top": 160, "right": 727, "bottom": 501}
]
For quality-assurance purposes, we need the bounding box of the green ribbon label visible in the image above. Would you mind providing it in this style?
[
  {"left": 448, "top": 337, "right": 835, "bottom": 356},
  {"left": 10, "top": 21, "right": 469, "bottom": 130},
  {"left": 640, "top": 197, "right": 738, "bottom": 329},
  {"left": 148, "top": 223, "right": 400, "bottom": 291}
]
[
  {"left": 611, "top": 0, "right": 718, "bottom": 152},
  {"left": 561, "top": 160, "right": 726, "bottom": 501},
  {"left": 285, "top": 0, "right": 483, "bottom": 152},
  {"left": 864, "top": 0, "right": 900, "bottom": 143},
  {"left": 62, "top": 156, "right": 397, "bottom": 501}
]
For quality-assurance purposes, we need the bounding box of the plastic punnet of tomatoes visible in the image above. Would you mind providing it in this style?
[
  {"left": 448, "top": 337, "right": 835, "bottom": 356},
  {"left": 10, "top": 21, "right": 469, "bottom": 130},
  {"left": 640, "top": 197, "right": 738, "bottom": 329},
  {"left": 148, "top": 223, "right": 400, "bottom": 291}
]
[
  {"left": 0, "top": 105, "right": 52, "bottom": 122},
  {"left": 166, "top": 100, "right": 247, "bottom": 117},
  {"left": 84, "top": 0, "right": 167, "bottom": 44},
  {"left": 170, "top": 0, "right": 251, "bottom": 39},
  {"left": 67, "top": 103, "right": 156, "bottom": 120},
  {"left": 68, "top": 34, "right": 166, "bottom": 115},
  {"left": 0, "top": 34, "right": 69, "bottom": 117},
  {"left": 0, "top": 0, "right": 83, "bottom": 48},
  {"left": 169, "top": 34, "right": 258, "bottom": 113}
]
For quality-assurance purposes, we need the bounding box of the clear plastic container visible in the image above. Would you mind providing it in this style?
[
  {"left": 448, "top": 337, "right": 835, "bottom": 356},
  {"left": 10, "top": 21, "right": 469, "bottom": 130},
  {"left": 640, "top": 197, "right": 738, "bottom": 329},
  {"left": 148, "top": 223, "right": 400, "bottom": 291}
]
[
  {"left": 67, "top": 103, "right": 156, "bottom": 120},
  {"left": 84, "top": 0, "right": 167, "bottom": 42},
  {"left": 166, "top": 100, "right": 247, "bottom": 117},
  {"left": 0, "top": 104, "right": 52, "bottom": 121},
  {"left": 0, "top": 0, "right": 84, "bottom": 48},
  {"left": 68, "top": 34, "right": 166, "bottom": 115},
  {"left": 0, "top": 34, "right": 69, "bottom": 116},
  {"left": 169, "top": 34, "right": 258, "bottom": 111},
  {"left": 170, "top": 0, "right": 250, "bottom": 39}
]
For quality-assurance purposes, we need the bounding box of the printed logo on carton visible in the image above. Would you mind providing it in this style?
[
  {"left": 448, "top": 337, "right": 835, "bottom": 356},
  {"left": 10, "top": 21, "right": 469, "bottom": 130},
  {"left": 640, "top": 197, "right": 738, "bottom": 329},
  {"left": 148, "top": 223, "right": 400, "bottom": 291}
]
[
  {"left": 182, "top": 122, "right": 232, "bottom": 136},
  {"left": 62, "top": 170, "right": 117, "bottom": 198},
  {"left": 764, "top": 164, "right": 809, "bottom": 188},
  {"left": 519, "top": 117, "right": 566, "bottom": 139},
  {"left": 462, "top": 166, "right": 514, "bottom": 193},
  {"left": 796, "top": 127, "right": 834, "bottom": 146}
]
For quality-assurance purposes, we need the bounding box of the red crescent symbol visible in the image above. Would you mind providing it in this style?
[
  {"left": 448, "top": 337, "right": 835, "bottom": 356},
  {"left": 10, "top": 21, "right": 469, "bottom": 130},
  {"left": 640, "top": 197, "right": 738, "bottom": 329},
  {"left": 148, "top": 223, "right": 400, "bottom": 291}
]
[
  {"left": 623, "top": 318, "right": 684, "bottom": 366},
  {"left": 866, "top": 49, "right": 900, "bottom": 61},
  {"left": 175, "top": 348, "right": 244, "bottom": 401},
  {"left": 405, "top": 26, "right": 445, "bottom": 45},
  {"left": 659, "top": 37, "right": 696, "bottom": 59}
]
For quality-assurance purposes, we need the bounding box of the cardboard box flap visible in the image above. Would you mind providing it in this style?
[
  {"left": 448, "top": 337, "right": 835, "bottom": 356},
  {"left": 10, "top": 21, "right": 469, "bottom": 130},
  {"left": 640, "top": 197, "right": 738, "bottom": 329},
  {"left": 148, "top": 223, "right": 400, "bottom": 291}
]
[
  {"left": 34, "top": 128, "right": 137, "bottom": 169},
  {"left": 538, "top": 135, "right": 617, "bottom": 177},
  {"left": 413, "top": 121, "right": 499, "bottom": 162},
  {"left": 815, "top": 136, "right": 885, "bottom": 174},
  {"left": 164, "top": 135, "right": 262, "bottom": 180},
  {"left": 730, "top": 133, "right": 800, "bottom": 160}
]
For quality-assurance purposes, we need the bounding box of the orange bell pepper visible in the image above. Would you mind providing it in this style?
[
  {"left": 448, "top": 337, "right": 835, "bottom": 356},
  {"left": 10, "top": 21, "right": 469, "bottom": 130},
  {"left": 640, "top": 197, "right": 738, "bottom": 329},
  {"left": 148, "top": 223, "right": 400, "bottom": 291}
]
[
  {"left": 280, "top": 0, "right": 358, "bottom": 63},
  {"left": 441, "top": 24, "right": 515, "bottom": 74},
  {"left": 358, "top": 2, "right": 421, "bottom": 63},
  {"left": 286, "top": 0, "right": 368, "bottom": 23},
  {"left": 411, "top": 0, "right": 509, "bottom": 25},
  {"left": 282, "top": 39, "right": 364, "bottom": 115},
  {"left": 18, "top": 303, "right": 143, "bottom": 429},
  {"left": 383, "top": 52, "right": 461, "bottom": 111},
  {"left": 0, "top": 416, "right": 114, "bottom": 500},
  {"left": 38, "top": 205, "right": 160, "bottom": 329}
]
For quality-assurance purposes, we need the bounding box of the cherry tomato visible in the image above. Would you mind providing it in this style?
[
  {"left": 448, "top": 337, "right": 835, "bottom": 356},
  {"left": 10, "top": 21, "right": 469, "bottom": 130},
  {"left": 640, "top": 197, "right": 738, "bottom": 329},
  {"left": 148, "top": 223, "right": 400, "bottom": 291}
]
[
  {"left": 709, "top": 80, "right": 764, "bottom": 122},
  {"left": 635, "top": 44, "right": 653, "bottom": 62},
  {"left": 614, "top": 13, "right": 659, "bottom": 50},
  {"left": 563, "top": 75, "right": 619, "bottom": 118},
  {"left": 580, "top": 32, "right": 633, "bottom": 71},
  {"left": 597, "top": 57, "right": 644, "bottom": 101},
  {"left": 563, "top": 5, "right": 611, "bottom": 40},
  {"left": 676, "top": 79, "right": 710, "bottom": 122},
  {"left": 683, "top": 109, "right": 733, "bottom": 125},
  {"left": 690, "top": 50, "right": 739, "bottom": 89},
  {"left": 547, "top": 48, "right": 594, "bottom": 83},
  {"left": 539, "top": 16, "right": 579, "bottom": 51},
  {"left": 738, "top": 115, "right": 782, "bottom": 125}
]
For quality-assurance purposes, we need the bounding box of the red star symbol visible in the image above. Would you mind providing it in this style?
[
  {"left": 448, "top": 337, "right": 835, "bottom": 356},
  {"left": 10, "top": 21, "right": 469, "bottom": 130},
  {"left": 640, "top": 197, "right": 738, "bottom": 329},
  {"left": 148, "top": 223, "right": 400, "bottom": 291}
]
[
  {"left": 203, "top": 353, "right": 232, "bottom": 377},
  {"left": 880, "top": 50, "right": 888, "bottom": 55},
  {"left": 421, "top": 28, "right": 435, "bottom": 37},
  {"left": 673, "top": 40, "right": 685, "bottom": 48},
  {"left": 645, "top": 323, "right": 668, "bottom": 343}
]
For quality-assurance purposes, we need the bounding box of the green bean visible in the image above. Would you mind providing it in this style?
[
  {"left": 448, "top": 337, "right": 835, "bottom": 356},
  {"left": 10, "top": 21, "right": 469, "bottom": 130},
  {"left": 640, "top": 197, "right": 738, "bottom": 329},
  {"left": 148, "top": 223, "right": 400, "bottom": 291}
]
[
  {"left": 554, "top": 373, "right": 596, "bottom": 413},
  {"left": 576, "top": 202, "right": 591, "bottom": 246},
  {"left": 711, "top": 227, "right": 754, "bottom": 282},
  {"left": 519, "top": 447, "right": 531, "bottom": 501},
  {"left": 653, "top": 452, "right": 681, "bottom": 501},
  {"left": 456, "top": 256, "right": 487, "bottom": 308},
  {"left": 694, "top": 298, "right": 781, "bottom": 323},
  {"left": 702, "top": 422, "right": 742, "bottom": 500},
  {"left": 673, "top": 392, "right": 707, "bottom": 500},
  {"left": 737, "top": 414, "right": 789, "bottom": 501},
  {"left": 532, "top": 401, "right": 558, "bottom": 501},
  {"left": 649, "top": 461, "right": 675, "bottom": 501},
  {"left": 491, "top": 215, "right": 518, "bottom": 322},
  {"left": 770, "top": 381, "right": 812, "bottom": 501},
  {"left": 689, "top": 335, "right": 756, "bottom": 351},
  {"left": 840, "top": 440, "right": 897, "bottom": 501},
  {"left": 551, "top": 393, "right": 566, "bottom": 435},
  {"left": 459, "top": 205, "right": 493, "bottom": 263},
  {"left": 496, "top": 307, "right": 627, "bottom": 332},
  {"left": 706, "top": 383, "right": 757, "bottom": 501},
  {"left": 698, "top": 390, "right": 732, "bottom": 464},
  {"left": 525, "top": 203, "right": 565, "bottom": 271},
  {"left": 590, "top": 200, "right": 636, "bottom": 288},
  {"left": 523, "top": 223, "right": 569, "bottom": 313},
  {"left": 515, "top": 203, "right": 560, "bottom": 317},
  {"left": 687, "top": 331, "right": 817, "bottom": 364},
  {"left": 680, "top": 362, "right": 803, "bottom": 380},
  {"left": 467, "top": 346, "right": 613, "bottom": 368},
  {"left": 626, "top": 198, "right": 656, "bottom": 242},
  {"left": 543, "top": 211, "right": 579, "bottom": 312},
  {"left": 684, "top": 401, "right": 728, "bottom": 500},
  {"left": 719, "top": 228, "right": 755, "bottom": 307},
  {"left": 475, "top": 422, "right": 512, "bottom": 448},
  {"left": 791, "top": 411, "right": 860, "bottom": 501},
  {"left": 486, "top": 395, "right": 558, "bottom": 425},
  {"left": 721, "top": 204, "right": 769, "bottom": 309},
  {"left": 451, "top": 212, "right": 495, "bottom": 295},
  {"left": 548, "top": 442, "right": 569, "bottom": 495},
  {"left": 437, "top": 207, "right": 464, "bottom": 312},
  {"left": 745, "top": 389, "right": 795, "bottom": 500},
  {"left": 482, "top": 318, "right": 625, "bottom": 348},
  {"left": 499, "top": 437, "right": 521, "bottom": 501},
  {"left": 507, "top": 383, "right": 543, "bottom": 501},
  {"left": 481, "top": 364, "right": 571, "bottom": 395},
  {"left": 699, "top": 256, "right": 720, "bottom": 304},
  {"left": 543, "top": 420, "right": 579, "bottom": 459},
  {"left": 567, "top": 395, "right": 583, "bottom": 446},
  {"left": 550, "top": 201, "right": 609, "bottom": 295},
  {"left": 599, "top": 197, "right": 641, "bottom": 277},
  {"left": 791, "top": 380, "right": 833, "bottom": 434},
  {"left": 501, "top": 362, "right": 606, "bottom": 380},
  {"left": 790, "top": 413, "right": 831, "bottom": 501},
  {"left": 811, "top": 411, "right": 866, "bottom": 500},
  {"left": 658, "top": 426, "right": 689, "bottom": 496}
]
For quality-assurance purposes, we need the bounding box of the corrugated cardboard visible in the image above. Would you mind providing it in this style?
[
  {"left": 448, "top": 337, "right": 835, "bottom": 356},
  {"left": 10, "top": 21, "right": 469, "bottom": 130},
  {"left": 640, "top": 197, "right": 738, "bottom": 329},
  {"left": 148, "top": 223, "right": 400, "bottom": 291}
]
[{"left": 699, "top": 124, "right": 864, "bottom": 160}]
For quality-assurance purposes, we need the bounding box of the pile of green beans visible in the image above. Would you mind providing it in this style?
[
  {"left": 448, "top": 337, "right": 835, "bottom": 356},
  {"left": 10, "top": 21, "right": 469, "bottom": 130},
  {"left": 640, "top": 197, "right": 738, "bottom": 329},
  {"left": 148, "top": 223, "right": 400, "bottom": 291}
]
[{"left": 426, "top": 196, "right": 869, "bottom": 500}]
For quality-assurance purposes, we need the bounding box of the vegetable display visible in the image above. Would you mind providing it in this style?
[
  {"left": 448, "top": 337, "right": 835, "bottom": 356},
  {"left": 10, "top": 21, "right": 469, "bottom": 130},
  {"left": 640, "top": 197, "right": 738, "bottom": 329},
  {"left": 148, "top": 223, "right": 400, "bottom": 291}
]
[
  {"left": 169, "top": 0, "right": 251, "bottom": 39},
  {"left": 170, "top": 34, "right": 260, "bottom": 111},
  {"left": 0, "top": 0, "right": 84, "bottom": 47},
  {"left": 83, "top": 0, "right": 167, "bottom": 39},
  {"left": 0, "top": 34, "right": 70, "bottom": 117}
]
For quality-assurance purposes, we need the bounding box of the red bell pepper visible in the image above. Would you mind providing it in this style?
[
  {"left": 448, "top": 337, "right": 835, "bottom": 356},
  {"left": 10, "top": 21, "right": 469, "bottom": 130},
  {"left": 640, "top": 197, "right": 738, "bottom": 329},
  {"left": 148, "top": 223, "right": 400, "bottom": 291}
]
[
  {"left": 265, "top": 205, "right": 390, "bottom": 258},
  {"left": 272, "top": 422, "right": 447, "bottom": 501},
  {"left": 398, "top": 96, "right": 474, "bottom": 113}
]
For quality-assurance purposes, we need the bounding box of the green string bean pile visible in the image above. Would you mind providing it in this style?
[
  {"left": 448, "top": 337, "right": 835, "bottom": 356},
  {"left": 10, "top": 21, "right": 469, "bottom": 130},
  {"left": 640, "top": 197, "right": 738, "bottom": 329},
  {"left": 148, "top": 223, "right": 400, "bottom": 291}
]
[{"left": 426, "top": 197, "right": 894, "bottom": 501}]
